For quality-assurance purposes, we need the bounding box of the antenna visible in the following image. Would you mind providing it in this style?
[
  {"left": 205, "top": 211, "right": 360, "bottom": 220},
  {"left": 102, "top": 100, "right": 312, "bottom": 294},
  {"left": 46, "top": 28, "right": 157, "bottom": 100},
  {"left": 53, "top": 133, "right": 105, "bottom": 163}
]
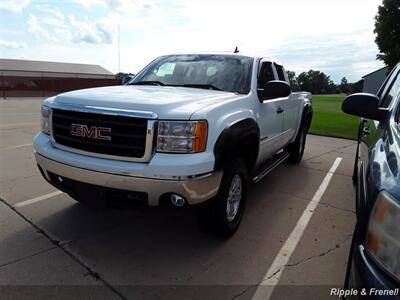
[{"left": 234, "top": 46, "right": 239, "bottom": 54}]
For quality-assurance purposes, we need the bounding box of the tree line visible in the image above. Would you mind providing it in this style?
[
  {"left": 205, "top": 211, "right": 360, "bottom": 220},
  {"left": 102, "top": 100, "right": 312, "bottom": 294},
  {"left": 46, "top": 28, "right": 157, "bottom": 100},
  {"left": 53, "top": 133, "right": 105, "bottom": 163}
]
[{"left": 287, "top": 70, "right": 363, "bottom": 95}]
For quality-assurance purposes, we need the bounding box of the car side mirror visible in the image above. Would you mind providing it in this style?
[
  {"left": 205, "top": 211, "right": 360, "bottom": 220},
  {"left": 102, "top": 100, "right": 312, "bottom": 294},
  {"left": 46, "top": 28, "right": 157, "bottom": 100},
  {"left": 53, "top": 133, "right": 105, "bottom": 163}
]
[
  {"left": 258, "top": 80, "right": 291, "bottom": 101},
  {"left": 122, "top": 75, "right": 134, "bottom": 85},
  {"left": 342, "top": 93, "right": 388, "bottom": 122}
]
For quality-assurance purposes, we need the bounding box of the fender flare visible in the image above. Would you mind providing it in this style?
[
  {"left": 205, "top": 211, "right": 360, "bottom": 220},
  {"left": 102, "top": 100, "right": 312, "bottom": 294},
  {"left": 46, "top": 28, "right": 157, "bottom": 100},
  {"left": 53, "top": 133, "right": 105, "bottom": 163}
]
[
  {"left": 302, "top": 103, "right": 313, "bottom": 131},
  {"left": 213, "top": 118, "right": 260, "bottom": 171}
]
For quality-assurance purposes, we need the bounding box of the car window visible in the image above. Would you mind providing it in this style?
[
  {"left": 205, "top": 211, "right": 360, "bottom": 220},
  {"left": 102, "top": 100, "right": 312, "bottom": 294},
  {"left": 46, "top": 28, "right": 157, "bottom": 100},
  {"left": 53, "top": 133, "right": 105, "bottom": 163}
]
[
  {"left": 381, "top": 70, "right": 400, "bottom": 108},
  {"left": 154, "top": 62, "right": 176, "bottom": 77},
  {"left": 258, "top": 61, "right": 275, "bottom": 86},
  {"left": 274, "top": 64, "right": 286, "bottom": 81},
  {"left": 132, "top": 54, "right": 253, "bottom": 94},
  {"left": 396, "top": 94, "right": 400, "bottom": 125}
]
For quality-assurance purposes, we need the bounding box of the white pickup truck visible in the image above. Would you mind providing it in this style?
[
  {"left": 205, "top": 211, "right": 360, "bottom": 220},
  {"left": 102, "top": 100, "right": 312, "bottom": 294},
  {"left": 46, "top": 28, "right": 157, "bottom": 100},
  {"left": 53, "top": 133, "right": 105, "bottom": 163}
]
[{"left": 33, "top": 53, "right": 312, "bottom": 236}]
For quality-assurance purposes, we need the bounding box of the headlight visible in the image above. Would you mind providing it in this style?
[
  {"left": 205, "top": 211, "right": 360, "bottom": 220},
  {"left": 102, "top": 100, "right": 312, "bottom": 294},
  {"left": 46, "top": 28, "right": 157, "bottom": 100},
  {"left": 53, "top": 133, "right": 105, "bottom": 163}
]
[
  {"left": 157, "top": 120, "right": 207, "bottom": 153},
  {"left": 366, "top": 191, "right": 400, "bottom": 281},
  {"left": 41, "top": 105, "right": 51, "bottom": 135}
]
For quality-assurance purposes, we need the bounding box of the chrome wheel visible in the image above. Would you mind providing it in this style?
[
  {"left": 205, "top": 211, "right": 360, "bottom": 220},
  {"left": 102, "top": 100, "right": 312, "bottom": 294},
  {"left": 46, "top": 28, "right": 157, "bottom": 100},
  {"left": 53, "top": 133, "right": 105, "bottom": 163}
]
[{"left": 226, "top": 174, "right": 242, "bottom": 221}]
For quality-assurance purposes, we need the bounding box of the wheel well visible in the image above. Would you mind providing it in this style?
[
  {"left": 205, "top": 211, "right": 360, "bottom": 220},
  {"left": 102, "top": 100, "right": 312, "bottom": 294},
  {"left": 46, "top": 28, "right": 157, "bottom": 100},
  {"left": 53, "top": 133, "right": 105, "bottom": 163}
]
[
  {"left": 213, "top": 118, "right": 260, "bottom": 171},
  {"left": 233, "top": 134, "right": 259, "bottom": 172},
  {"left": 303, "top": 106, "right": 313, "bottom": 131}
]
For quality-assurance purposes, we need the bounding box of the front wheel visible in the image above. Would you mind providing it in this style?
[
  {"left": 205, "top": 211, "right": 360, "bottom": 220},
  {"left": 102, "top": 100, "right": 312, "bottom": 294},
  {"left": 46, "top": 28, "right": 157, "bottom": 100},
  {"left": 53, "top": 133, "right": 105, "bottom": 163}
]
[{"left": 198, "top": 159, "right": 247, "bottom": 237}]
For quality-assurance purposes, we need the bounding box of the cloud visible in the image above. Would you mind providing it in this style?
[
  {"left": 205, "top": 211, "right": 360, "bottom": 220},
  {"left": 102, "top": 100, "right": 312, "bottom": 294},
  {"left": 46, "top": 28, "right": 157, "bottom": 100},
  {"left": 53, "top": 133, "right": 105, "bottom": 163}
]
[
  {"left": 69, "top": 15, "right": 114, "bottom": 44},
  {"left": 0, "top": 0, "right": 30, "bottom": 13},
  {"left": 1, "top": 0, "right": 384, "bottom": 81},
  {"left": 0, "top": 39, "right": 26, "bottom": 48},
  {"left": 263, "top": 29, "right": 384, "bottom": 82},
  {"left": 37, "top": 6, "right": 65, "bottom": 19},
  {"left": 72, "top": 0, "right": 105, "bottom": 8},
  {"left": 53, "top": 28, "right": 72, "bottom": 42},
  {"left": 42, "top": 16, "right": 66, "bottom": 28},
  {"left": 72, "top": 0, "right": 154, "bottom": 14}
]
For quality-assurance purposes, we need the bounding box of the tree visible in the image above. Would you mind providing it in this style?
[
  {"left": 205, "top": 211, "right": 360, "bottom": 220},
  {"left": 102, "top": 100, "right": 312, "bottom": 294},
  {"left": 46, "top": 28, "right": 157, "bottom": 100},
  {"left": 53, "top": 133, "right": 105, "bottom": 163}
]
[
  {"left": 340, "top": 77, "right": 349, "bottom": 94},
  {"left": 374, "top": 0, "right": 400, "bottom": 70},
  {"left": 349, "top": 79, "right": 364, "bottom": 94},
  {"left": 287, "top": 70, "right": 300, "bottom": 91},
  {"left": 297, "top": 70, "right": 332, "bottom": 94}
]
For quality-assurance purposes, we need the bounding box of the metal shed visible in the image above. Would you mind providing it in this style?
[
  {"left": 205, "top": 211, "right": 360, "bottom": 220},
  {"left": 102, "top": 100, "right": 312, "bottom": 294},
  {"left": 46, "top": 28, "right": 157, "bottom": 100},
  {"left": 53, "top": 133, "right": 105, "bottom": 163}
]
[
  {"left": 0, "top": 59, "right": 119, "bottom": 98},
  {"left": 362, "top": 66, "right": 389, "bottom": 95}
]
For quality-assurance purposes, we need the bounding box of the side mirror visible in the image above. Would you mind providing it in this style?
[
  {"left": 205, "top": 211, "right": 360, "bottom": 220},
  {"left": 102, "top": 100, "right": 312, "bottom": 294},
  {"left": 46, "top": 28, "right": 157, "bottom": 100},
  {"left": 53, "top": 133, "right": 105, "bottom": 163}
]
[
  {"left": 342, "top": 93, "right": 388, "bottom": 122},
  {"left": 122, "top": 75, "right": 134, "bottom": 85},
  {"left": 258, "top": 80, "right": 291, "bottom": 101}
]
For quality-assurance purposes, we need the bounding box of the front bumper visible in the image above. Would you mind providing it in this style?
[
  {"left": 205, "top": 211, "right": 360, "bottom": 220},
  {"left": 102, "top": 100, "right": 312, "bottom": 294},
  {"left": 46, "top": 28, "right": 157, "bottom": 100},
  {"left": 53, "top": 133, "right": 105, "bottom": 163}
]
[
  {"left": 349, "top": 245, "right": 400, "bottom": 299},
  {"left": 36, "top": 153, "right": 222, "bottom": 206},
  {"left": 33, "top": 132, "right": 222, "bottom": 206}
]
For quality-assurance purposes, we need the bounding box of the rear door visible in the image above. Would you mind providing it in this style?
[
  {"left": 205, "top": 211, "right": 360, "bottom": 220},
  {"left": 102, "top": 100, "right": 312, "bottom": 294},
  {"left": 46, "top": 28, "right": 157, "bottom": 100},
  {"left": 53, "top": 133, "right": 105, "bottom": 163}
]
[
  {"left": 255, "top": 59, "right": 285, "bottom": 164},
  {"left": 274, "top": 63, "right": 300, "bottom": 146}
]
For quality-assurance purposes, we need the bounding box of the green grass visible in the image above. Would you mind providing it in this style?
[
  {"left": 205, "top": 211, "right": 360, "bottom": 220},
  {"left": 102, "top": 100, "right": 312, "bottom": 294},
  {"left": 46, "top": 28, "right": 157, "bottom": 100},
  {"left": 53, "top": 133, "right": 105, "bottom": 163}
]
[{"left": 309, "top": 94, "right": 359, "bottom": 140}]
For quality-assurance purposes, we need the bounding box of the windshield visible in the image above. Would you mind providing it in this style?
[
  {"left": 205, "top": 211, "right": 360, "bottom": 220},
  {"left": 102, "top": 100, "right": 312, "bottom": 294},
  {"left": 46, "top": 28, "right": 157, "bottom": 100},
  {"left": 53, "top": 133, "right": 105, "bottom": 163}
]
[{"left": 130, "top": 54, "right": 253, "bottom": 94}]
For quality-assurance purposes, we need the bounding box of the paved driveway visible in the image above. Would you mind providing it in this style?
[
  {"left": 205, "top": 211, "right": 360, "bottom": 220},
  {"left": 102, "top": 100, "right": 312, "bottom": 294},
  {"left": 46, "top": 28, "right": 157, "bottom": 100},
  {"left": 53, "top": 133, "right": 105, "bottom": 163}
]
[{"left": 0, "top": 98, "right": 357, "bottom": 300}]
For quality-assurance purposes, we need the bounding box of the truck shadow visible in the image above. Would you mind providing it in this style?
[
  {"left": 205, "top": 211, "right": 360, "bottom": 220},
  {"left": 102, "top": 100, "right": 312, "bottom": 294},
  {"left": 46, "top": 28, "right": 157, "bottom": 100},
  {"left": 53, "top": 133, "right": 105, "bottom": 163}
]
[{"left": 4, "top": 162, "right": 333, "bottom": 299}]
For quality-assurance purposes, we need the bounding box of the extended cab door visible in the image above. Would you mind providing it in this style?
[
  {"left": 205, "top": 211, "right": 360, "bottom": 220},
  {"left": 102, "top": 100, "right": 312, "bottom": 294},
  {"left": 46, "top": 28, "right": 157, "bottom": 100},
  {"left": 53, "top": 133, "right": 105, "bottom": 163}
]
[
  {"left": 255, "top": 59, "right": 286, "bottom": 164},
  {"left": 273, "top": 63, "right": 300, "bottom": 146}
]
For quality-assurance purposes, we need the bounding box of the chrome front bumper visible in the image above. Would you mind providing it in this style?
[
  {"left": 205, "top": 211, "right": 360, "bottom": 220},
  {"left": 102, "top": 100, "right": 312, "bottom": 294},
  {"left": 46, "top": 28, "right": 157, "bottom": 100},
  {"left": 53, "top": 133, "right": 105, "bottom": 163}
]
[{"left": 35, "top": 153, "right": 223, "bottom": 206}]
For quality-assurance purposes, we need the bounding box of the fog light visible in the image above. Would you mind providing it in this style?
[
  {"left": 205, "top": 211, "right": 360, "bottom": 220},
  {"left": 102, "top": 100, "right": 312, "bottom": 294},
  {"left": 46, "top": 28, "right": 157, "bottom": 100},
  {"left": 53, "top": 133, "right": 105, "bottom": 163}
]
[{"left": 171, "top": 194, "right": 186, "bottom": 207}]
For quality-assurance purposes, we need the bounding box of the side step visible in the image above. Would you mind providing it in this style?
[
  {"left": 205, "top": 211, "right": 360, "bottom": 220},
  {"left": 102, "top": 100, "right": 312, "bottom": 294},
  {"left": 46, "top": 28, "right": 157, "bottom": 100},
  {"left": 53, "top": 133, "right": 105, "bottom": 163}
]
[{"left": 251, "top": 151, "right": 290, "bottom": 183}]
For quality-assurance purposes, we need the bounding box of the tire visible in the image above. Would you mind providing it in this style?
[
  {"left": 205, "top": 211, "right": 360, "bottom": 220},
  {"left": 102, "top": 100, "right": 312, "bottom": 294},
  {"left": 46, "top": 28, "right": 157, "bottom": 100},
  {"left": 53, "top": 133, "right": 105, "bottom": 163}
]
[
  {"left": 287, "top": 121, "right": 308, "bottom": 164},
  {"left": 198, "top": 159, "right": 247, "bottom": 237},
  {"left": 352, "top": 145, "right": 359, "bottom": 185}
]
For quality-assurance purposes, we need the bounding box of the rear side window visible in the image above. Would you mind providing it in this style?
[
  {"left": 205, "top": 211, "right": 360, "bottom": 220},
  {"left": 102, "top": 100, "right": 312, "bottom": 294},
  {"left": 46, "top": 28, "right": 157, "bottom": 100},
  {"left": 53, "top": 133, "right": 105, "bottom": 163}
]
[
  {"left": 274, "top": 64, "right": 286, "bottom": 81},
  {"left": 258, "top": 61, "right": 275, "bottom": 86}
]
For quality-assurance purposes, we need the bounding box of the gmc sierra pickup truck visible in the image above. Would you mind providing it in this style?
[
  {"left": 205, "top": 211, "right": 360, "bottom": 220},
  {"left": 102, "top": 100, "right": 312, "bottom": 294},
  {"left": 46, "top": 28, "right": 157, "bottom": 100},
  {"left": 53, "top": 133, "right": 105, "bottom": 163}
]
[{"left": 33, "top": 53, "right": 312, "bottom": 236}]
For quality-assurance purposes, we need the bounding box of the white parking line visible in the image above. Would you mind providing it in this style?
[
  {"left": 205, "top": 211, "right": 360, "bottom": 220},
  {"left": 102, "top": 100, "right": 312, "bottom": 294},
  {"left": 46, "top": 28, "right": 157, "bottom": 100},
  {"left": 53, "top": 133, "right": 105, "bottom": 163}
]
[
  {"left": 14, "top": 191, "right": 64, "bottom": 208},
  {"left": 1, "top": 143, "right": 32, "bottom": 150},
  {"left": 251, "top": 157, "right": 343, "bottom": 300}
]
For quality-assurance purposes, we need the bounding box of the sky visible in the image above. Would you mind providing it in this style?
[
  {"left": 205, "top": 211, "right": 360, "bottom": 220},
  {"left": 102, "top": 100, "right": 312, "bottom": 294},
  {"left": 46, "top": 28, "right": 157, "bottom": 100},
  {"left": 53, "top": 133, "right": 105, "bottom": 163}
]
[{"left": 0, "top": 0, "right": 385, "bottom": 83}]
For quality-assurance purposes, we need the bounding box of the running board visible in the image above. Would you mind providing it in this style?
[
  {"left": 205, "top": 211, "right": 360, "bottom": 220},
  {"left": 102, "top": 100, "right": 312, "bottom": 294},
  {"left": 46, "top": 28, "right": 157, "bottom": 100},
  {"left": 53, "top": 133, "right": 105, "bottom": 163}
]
[{"left": 251, "top": 151, "right": 290, "bottom": 183}]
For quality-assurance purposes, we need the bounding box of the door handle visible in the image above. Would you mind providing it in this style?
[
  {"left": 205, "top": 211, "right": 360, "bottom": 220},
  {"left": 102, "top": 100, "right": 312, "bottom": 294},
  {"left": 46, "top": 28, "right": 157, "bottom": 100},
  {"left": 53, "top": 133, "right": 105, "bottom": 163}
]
[
  {"left": 363, "top": 127, "right": 370, "bottom": 135},
  {"left": 277, "top": 107, "right": 284, "bottom": 114}
]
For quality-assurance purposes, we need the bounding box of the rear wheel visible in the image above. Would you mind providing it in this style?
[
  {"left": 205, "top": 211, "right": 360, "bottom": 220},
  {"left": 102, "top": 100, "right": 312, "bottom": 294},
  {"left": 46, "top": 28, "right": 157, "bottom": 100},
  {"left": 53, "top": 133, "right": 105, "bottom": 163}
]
[{"left": 198, "top": 159, "right": 247, "bottom": 237}]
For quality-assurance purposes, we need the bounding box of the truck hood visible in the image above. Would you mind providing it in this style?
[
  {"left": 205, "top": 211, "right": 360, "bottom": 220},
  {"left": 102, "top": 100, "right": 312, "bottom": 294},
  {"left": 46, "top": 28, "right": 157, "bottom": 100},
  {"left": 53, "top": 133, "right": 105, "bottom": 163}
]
[{"left": 51, "top": 85, "right": 239, "bottom": 119}]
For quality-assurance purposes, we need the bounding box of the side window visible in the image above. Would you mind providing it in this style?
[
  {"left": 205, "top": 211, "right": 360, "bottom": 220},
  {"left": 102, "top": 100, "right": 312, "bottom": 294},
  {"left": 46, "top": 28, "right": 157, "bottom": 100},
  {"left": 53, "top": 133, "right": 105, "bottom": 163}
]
[
  {"left": 274, "top": 63, "right": 286, "bottom": 81},
  {"left": 258, "top": 61, "right": 275, "bottom": 86},
  {"left": 381, "top": 71, "right": 400, "bottom": 108}
]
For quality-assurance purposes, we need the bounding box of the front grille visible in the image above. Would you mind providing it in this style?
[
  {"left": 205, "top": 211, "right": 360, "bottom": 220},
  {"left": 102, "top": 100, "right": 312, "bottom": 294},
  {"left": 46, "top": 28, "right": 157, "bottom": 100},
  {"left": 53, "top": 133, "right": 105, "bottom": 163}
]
[{"left": 52, "top": 109, "right": 148, "bottom": 158}]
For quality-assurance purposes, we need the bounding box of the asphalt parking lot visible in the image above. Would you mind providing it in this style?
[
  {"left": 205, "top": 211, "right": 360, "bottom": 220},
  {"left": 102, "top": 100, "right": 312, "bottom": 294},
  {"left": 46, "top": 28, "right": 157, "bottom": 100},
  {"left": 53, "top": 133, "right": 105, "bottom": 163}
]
[{"left": 0, "top": 97, "right": 357, "bottom": 300}]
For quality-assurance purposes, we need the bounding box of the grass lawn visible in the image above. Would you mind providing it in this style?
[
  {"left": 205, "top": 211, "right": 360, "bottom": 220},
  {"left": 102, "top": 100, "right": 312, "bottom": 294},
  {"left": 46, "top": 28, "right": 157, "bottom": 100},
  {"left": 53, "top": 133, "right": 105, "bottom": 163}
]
[{"left": 309, "top": 94, "right": 359, "bottom": 140}]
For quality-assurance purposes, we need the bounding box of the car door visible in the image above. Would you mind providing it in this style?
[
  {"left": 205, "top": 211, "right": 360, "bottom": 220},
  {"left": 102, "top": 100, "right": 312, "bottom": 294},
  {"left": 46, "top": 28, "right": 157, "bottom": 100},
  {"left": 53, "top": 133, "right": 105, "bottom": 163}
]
[
  {"left": 255, "top": 59, "right": 286, "bottom": 165},
  {"left": 357, "top": 65, "right": 400, "bottom": 225},
  {"left": 274, "top": 63, "right": 299, "bottom": 146}
]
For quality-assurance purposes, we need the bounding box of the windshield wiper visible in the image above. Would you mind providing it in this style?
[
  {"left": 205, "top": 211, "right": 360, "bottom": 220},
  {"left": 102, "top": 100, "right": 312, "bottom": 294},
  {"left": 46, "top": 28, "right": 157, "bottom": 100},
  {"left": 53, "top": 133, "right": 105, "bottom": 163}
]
[
  {"left": 176, "top": 84, "right": 221, "bottom": 91},
  {"left": 129, "top": 80, "right": 165, "bottom": 86}
]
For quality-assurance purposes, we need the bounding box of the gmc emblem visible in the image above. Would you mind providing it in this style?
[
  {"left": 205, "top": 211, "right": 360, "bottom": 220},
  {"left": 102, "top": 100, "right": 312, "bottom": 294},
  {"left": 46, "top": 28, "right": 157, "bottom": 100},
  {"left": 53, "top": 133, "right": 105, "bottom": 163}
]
[{"left": 70, "top": 124, "right": 112, "bottom": 141}]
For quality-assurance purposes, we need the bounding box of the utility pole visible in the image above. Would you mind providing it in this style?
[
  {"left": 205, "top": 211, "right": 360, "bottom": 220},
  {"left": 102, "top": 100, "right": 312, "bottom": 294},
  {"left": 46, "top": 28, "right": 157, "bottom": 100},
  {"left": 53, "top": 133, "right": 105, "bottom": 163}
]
[{"left": 117, "top": 24, "right": 120, "bottom": 73}]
